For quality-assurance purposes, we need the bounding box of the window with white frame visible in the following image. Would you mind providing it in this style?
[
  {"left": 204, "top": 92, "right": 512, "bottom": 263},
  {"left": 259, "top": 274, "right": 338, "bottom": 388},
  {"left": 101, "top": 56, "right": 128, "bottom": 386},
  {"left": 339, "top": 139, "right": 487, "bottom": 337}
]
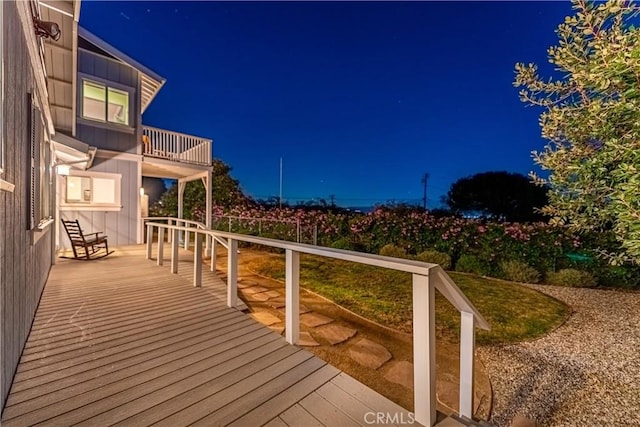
[
  {"left": 62, "top": 171, "right": 121, "bottom": 209},
  {"left": 81, "top": 79, "right": 130, "bottom": 126}
]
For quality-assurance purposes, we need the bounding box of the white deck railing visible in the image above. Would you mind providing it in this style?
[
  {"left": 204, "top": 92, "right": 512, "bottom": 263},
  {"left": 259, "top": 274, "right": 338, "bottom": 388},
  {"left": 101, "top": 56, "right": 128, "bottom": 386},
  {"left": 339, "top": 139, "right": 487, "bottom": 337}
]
[
  {"left": 143, "top": 218, "right": 490, "bottom": 427},
  {"left": 142, "top": 126, "right": 212, "bottom": 166},
  {"left": 212, "top": 214, "right": 321, "bottom": 245}
]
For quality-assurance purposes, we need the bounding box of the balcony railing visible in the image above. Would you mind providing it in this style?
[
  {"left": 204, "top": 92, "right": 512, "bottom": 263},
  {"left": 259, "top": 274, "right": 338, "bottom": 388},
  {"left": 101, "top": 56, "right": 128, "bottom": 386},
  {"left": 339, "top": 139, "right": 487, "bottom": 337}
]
[{"left": 142, "top": 125, "right": 212, "bottom": 166}]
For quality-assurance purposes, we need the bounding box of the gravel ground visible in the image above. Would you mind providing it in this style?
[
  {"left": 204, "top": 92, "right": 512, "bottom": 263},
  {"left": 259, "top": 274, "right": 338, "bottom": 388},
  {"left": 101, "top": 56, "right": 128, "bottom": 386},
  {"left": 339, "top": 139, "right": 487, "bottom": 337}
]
[{"left": 478, "top": 285, "right": 640, "bottom": 427}]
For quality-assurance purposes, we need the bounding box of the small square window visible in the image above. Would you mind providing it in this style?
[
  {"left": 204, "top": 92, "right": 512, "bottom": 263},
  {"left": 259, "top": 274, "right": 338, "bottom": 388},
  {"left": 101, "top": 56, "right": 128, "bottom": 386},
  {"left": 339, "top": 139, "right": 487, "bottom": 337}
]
[
  {"left": 66, "top": 176, "right": 91, "bottom": 203},
  {"left": 92, "top": 177, "right": 116, "bottom": 204}
]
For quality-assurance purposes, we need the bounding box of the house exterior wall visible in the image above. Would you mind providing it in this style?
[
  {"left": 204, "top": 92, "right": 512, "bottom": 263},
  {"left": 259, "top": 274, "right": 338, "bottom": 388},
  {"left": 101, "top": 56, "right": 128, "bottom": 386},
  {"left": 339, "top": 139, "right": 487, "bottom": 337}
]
[
  {"left": 56, "top": 40, "right": 146, "bottom": 251},
  {"left": 59, "top": 154, "right": 140, "bottom": 249},
  {"left": 1, "top": 1, "right": 54, "bottom": 412},
  {"left": 75, "top": 48, "right": 143, "bottom": 154}
]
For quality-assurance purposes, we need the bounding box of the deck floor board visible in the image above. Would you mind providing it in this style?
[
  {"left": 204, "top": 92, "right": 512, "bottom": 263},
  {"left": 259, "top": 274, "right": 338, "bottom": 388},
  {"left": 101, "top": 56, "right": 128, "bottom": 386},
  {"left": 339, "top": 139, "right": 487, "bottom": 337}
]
[
  {"left": 1, "top": 245, "right": 416, "bottom": 427},
  {"left": 5, "top": 323, "right": 268, "bottom": 411}
]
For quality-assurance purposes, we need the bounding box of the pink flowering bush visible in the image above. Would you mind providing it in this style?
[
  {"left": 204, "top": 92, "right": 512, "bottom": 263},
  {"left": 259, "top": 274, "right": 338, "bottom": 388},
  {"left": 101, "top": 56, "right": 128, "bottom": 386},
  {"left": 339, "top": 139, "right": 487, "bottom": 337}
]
[
  {"left": 193, "top": 204, "right": 349, "bottom": 245},
  {"left": 346, "top": 206, "right": 576, "bottom": 276},
  {"left": 188, "top": 203, "right": 638, "bottom": 287}
]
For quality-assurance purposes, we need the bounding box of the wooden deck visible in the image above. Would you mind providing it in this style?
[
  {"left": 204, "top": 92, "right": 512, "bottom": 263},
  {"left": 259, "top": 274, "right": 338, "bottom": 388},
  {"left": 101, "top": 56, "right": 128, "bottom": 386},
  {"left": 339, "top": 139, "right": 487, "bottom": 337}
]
[{"left": 1, "top": 245, "right": 415, "bottom": 426}]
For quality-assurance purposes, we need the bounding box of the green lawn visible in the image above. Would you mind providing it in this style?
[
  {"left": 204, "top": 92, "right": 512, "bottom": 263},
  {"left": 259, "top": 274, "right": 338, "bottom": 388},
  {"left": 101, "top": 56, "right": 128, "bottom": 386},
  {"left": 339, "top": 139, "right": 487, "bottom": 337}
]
[{"left": 247, "top": 252, "right": 568, "bottom": 345}]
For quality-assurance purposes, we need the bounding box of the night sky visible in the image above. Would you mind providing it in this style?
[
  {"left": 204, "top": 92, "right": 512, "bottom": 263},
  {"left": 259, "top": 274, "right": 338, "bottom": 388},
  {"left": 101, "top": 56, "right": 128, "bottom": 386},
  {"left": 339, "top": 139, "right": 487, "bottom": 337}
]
[{"left": 81, "top": 1, "right": 573, "bottom": 208}]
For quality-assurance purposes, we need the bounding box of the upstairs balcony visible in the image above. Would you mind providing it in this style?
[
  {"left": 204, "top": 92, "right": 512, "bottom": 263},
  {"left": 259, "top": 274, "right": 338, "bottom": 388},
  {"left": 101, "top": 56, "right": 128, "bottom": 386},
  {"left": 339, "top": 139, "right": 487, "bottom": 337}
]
[{"left": 142, "top": 125, "right": 212, "bottom": 166}]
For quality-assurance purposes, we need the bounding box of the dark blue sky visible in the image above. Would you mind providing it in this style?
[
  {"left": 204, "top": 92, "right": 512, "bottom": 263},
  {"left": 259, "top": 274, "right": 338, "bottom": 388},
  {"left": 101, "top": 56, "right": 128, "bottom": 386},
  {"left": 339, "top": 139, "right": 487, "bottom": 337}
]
[{"left": 81, "top": 1, "right": 573, "bottom": 208}]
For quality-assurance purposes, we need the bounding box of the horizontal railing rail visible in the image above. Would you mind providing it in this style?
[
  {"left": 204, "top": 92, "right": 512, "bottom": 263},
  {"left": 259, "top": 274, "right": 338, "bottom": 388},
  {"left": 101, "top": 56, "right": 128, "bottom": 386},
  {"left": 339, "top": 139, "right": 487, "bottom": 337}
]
[
  {"left": 142, "top": 126, "right": 212, "bottom": 166},
  {"left": 143, "top": 216, "right": 228, "bottom": 249},
  {"left": 211, "top": 214, "right": 318, "bottom": 245},
  {"left": 144, "top": 218, "right": 490, "bottom": 427}
]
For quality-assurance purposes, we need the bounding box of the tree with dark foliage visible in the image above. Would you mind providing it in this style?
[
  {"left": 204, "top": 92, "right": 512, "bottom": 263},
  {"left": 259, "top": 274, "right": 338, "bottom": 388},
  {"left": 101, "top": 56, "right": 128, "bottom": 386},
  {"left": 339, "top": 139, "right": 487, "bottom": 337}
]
[
  {"left": 151, "top": 159, "right": 253, "bottom": 219},
  {"left": 445, "top": 171, "right": 548, "bottom": 222}
]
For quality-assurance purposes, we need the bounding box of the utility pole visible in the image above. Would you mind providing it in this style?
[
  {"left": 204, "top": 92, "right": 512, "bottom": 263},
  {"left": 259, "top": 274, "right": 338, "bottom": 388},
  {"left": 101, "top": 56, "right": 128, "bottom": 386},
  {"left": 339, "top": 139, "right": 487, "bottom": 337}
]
[
  {"left": 279, "top": 157, "right": 283, "bottom": 208},
  {"left": 421, "top": 173, "right": 429, "bottom": 211}
]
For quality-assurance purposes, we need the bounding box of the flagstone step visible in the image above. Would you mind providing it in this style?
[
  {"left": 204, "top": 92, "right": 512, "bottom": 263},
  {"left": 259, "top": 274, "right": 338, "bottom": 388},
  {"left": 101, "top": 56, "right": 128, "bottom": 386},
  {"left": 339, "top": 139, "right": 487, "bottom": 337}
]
[
  {"left": 313, "top": 324, "right": 357, "bottom": 345},
  {"left": 348, "top": 338, "right": 392, "bottom": 369},
  {"left": 384, "top": 361, "right": 413, "bottom": 389},
  {"left": 277, "top": 304, "right": 312, "bottom": 315},
  {"left": 299, "top": 331, "right": 320, "bottom": 347},
  {"left": 250, "top": 311, "right": 281, "bottom": 326},
  {"left": 241, "top": 285, "right": 269, "bottom": 295},
  {"left": 300, "top": 312, "right": 334, "bottom": 328}
]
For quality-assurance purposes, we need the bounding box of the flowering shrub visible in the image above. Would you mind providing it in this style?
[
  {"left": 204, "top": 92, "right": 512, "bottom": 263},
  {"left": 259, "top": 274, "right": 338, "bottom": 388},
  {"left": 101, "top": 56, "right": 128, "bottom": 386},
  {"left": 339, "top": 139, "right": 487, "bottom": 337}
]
[
  {"left": 186, "top": 203, "right": 637, "bottom": 288},
  {"left": 193, "top": 204, "right": 349, "bottom": 245}
]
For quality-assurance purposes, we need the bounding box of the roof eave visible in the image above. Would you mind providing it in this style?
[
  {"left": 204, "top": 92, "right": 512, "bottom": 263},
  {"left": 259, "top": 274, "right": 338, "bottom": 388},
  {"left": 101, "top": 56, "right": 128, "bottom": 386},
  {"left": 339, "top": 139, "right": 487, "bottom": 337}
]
[{"left": 78, "top": 26, "right": 166, "bottom": 112}]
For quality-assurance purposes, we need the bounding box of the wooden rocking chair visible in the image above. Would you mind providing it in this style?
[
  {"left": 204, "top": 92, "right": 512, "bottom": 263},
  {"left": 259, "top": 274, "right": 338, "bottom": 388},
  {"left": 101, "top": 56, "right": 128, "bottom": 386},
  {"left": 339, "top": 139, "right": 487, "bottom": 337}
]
[{"left": 61, "top": 219, "right": 111, "bottom": 260}]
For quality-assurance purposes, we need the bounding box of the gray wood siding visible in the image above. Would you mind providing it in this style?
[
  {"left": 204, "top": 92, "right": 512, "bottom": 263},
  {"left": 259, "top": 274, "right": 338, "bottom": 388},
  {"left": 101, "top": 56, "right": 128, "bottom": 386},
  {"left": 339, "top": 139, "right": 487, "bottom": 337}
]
[
  {"left": 1, "top": 1, "right": 53, "bottom": 414},
  {"left": 59, "top": 157, "right": 138, "bottom": 249},
  {"left": 76, "top": 49, "right": 140, "bottom": 154},
  {"left": 77, "top": 49, "right": 137, "bottom": 95},
  {"left": 76, "top": 124, "right": 138, "bottom": 153}
]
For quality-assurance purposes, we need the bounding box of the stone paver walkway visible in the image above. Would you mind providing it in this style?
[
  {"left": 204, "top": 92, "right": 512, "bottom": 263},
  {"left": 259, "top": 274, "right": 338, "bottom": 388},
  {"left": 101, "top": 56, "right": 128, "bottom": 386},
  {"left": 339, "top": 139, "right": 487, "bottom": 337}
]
[{"left": 214, "top": 248, "right": 493, "bottom": 421}]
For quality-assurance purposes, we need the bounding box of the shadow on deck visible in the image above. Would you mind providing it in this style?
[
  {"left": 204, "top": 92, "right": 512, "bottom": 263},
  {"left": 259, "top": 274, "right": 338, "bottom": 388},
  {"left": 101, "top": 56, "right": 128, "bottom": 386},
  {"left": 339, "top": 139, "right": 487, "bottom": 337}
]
[{"left": 1, "top": 245, "right": 418, "bottom": 426}]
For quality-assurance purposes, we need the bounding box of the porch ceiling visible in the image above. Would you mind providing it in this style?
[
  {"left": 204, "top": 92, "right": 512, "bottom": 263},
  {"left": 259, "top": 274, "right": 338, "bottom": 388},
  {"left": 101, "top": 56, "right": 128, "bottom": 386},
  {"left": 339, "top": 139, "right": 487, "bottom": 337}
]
[
  {"left": 51, "top": 132, "right": 95, "bottom": 170},
  {"left": 142, "top": 157, "right": 212, "bottom": 180},
  {"left": 40, "top": 0, "right": 79, "bottom": 134}
]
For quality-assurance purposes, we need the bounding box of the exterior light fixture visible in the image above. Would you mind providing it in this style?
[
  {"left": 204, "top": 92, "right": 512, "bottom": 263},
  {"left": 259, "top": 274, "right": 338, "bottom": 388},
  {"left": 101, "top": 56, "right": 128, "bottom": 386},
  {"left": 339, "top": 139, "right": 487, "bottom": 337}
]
[
  {"left": 56, "top": 164, "right": 70, "bottom": 175},
  {"left": 140, "top": 188, "right": 145, "bottom": 196},
  {"left": 34, "top": 17, "right": 61, "bottom": 41}
]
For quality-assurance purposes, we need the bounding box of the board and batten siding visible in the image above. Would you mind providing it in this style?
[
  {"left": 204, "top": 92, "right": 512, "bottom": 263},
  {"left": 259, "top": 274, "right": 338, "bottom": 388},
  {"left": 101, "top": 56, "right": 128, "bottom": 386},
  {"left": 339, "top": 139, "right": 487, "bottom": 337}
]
[
  {"left": 1, "top": 1, "right": 54, "bottom": 413},
  {"left": 75, "top": 47, "right": 143, "bottom": 154},
  {"left": 59, "top": 156, "right": 139, "bottom": 249}
]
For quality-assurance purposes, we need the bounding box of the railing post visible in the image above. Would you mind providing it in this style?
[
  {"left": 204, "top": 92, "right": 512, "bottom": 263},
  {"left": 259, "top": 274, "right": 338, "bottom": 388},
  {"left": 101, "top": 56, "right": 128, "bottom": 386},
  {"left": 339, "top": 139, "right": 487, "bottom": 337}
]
[
  {"left": 210, "top": 238, "right": 217, "bottom": 272},
  {"left": 460, "top": 312, "right": 476, "bottom": 419},
  {"left": 413, "top": 273, "right": 436, "bottom": 427},
  {"left": 167, "top": 219, "right": 172, "bottom": 243},
  {"left": 184, "top": 225, "right": 190, "bottom": 250},
  {"left": 228, "top": 217, "right": 232, "bottom": 232},
  {"left": 157, "top": 228, "right": 164, "bottom": 266},
  {"left": 313, "top": 224, "right": 318, "bottom": 246},
  {"left": 146, "top": 224, "right": 153, "bottom": 259},
  {"left": 227, "top": 239, "right": 238, "bottom": 307},
  {"left": 193, "top": 232, "right": 202, "bottom": 287},
  {"left": 285, "top": 249, "right": 300, "bottom": 345},
  {"left": 171, "top": 228, "right": 179, "bottom": 274}
]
